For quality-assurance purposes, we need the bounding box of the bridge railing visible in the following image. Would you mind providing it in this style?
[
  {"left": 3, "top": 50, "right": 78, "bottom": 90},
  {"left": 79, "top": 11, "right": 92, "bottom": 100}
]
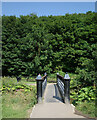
[
  {"left": 36, "top": 73, "right": 47, "bottom": 103},
  {"left": 57, "top": 73, "right": 70, "bottom": 104}
]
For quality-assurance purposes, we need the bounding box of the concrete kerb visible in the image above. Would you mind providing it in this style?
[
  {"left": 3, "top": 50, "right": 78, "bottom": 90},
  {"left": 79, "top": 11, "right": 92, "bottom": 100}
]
[
  {"left": 71, "top": 104, "right": 75, "bottom": 113},
  {"left": 30, "top": 104, "right": 36, "bottom": 118}
]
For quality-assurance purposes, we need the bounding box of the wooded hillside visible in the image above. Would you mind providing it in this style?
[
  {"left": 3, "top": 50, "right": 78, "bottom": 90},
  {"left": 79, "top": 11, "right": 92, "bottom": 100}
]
[{"left": 2, "top": 12, "right": 97, "bottom": 80}]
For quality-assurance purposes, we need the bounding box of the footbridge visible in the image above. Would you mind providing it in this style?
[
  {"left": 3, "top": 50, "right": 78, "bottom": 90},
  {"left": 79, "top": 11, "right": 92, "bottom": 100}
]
[{"left": 30, "top": 73, "right": 93, "bottom": 119}]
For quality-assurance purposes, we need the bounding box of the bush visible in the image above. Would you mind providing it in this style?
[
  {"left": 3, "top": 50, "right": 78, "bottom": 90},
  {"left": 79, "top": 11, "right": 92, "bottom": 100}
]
[{"left": 70, "top": 86, "right": 95, "bottom": 105}]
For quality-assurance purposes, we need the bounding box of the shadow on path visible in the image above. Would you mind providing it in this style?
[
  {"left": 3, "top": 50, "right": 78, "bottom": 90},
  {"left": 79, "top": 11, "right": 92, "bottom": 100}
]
[
  {"left": 53, "top": 84, "right": 63, "bottom": 103},
  {"left": 44, "top": 83, "right": 63, "bottom": 103}
]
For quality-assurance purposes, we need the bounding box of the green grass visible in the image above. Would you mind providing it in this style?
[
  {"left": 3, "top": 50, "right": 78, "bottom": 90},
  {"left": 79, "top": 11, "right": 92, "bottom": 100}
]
[
  {"left": 24, "top": 81, "right": 36, "bottom": 84},
  {"left": 2, "top": 90, "right": 37, "bottom": 118},
  {"left": 2, "top": 77, "right": 37, "bottom": 118},
  {"left": 0, "top": 96, "right": 2, "bottom": 120},
  {"left": 2, "top": 77, "right": 36, "bottom": 87},
  {"left": 22, "top": 77, "right": 36, "bottom": 82},
  {"left": 2, "top": 76, "right": 36, "bottom": 83},
  {"left": 76, "top": 101, "right": 95, "bottom": 118},
  {"left": 47, "top": 77, "right": 56, "bottom": 83}
]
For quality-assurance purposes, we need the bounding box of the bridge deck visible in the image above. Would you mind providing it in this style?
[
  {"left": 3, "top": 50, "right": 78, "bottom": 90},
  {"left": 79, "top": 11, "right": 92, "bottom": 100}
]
[
  {"left": 44, "top": 83, "right": 63, "bottom": 103},
  {"left": 30, "top": 83, "right": 86, "bottom": 118}
]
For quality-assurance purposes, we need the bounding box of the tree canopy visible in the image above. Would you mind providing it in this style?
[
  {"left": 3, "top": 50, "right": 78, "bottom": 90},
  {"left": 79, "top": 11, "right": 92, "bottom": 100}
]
[{"left": 2, "top": 12, "right": 97, "bottom": 82}]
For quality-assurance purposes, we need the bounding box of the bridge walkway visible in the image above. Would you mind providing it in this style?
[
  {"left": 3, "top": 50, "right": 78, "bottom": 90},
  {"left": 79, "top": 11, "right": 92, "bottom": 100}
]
[{"left": 30, "top": 83, "right": 85, "bottom": 118}]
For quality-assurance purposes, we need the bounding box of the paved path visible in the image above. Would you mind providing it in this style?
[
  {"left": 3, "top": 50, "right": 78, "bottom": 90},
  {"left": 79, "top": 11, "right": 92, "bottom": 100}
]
[
  {"left": 30, "top": 83, "right": 85, "bottom": 118},
  {"left": 44, "top": 83, "right": 63, "bottom": 103},
  {"left": 26, "top": 83, "right": 36, "bottom": 86}
]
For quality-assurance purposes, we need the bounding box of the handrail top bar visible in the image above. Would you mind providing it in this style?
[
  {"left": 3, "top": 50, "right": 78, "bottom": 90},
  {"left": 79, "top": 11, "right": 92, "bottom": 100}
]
[
  {"left": 57, "top": 74, "right": 64, "bottom": 80},
  {"left": 57, "top": 74, "right": 70, "bottom": 80},
  {"left": 36, "top": 74, "right": 47, "bottom": 81},
  {"left": 42, "top": 74, "right": 47, "bottom": 80}
]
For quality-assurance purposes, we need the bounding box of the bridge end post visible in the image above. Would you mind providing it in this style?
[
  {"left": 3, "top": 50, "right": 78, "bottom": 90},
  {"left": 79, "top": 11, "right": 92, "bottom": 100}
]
[
  {"left": 36, "top": 74, "right": 43, "bottom": 103},
  {"left": 64, "top": 73, "right": 71, "bottom": 104}
]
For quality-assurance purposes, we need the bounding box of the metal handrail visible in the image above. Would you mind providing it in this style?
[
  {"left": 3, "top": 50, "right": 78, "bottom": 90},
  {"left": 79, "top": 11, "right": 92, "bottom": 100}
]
[{"left": 57, "top": 73, "right": 70, "bottom": 103}]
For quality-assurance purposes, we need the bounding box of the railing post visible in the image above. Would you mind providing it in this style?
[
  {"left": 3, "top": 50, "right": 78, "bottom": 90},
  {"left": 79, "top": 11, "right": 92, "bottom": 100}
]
[
  {"left": 36, "top": 74, "right": 44, "bottom": 103},
  {"left": 64, "top": 72, "right": 70, "bottom": 104}
]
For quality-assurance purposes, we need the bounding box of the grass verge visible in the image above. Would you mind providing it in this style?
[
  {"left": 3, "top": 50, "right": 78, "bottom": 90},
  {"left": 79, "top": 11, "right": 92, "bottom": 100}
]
[
  {"left": 75, "top": 102, "right": 95, "bottom": 118},
  {"left": 2, "top": 90, "right": 37, "bottom": 118},
  {"left": 2, "top": 77, "right": 37, "bottom": 118}
]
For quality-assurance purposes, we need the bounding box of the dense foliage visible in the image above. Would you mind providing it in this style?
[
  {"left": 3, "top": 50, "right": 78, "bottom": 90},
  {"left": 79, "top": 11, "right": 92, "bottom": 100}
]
[
  {"left": 2, "top": 12, "right": 97, "bottom": 87},
  {"left": 2, "top": 12, "right": 96, "bottom": 74}
]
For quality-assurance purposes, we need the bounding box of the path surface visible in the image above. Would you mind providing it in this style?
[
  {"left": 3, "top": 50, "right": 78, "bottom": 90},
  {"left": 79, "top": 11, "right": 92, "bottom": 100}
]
[
  {"left": 30, "top": 83, "right": 85, "bottom": 118},
  {"left": 44, "top": 83, "right": 63, "bottom": 103},
  {"left": 26, "top": 83, "right": 36, "bottom": 86}
]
